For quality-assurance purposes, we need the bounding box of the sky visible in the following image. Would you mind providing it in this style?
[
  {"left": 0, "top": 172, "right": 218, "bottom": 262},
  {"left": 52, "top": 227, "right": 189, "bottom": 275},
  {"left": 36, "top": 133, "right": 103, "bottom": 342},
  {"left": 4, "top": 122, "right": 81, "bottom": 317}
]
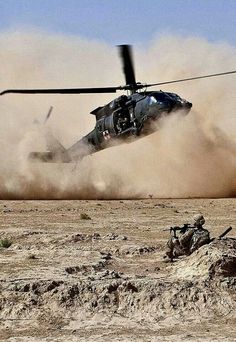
[{"left": 1, "top": 0, "right": 236, "bottom": 46}]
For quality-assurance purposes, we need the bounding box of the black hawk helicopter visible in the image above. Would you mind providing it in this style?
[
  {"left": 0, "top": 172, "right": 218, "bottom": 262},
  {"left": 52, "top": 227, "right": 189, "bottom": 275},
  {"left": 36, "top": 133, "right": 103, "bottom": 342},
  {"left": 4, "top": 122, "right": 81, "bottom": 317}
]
[{"left": 1, "top": 45, "right": 236, "bottom": 162}]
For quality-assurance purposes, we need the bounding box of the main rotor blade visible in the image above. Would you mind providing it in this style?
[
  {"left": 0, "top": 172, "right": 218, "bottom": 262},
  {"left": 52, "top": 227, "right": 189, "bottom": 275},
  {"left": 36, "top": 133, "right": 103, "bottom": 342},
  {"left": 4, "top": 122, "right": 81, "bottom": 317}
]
[
  {"left": 119, "top": 45, "right": 136, "bottom": 86},
  {"left": 0, "top": 86, "right": 120, "bottom": 96},
  {"left": 145, "top": 70, "right": 236, "bottom": 88},
  {"left": 1, "top": 71, "right": 235, "bottom": 96}
]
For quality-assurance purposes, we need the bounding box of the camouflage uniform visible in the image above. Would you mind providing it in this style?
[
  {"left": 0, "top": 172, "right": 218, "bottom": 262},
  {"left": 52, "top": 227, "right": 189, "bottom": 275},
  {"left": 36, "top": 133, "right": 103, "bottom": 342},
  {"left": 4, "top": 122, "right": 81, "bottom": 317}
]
[{"left": 166, "top": 214, "right": 210, "bottom": 261}]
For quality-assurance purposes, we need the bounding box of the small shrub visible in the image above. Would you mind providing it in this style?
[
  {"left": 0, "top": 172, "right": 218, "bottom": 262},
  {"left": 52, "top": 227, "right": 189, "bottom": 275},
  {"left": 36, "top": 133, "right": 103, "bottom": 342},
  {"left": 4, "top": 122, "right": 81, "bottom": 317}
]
[
  {"left": 80, "top": 213, "right": 91, "bottom": 220},
  {"left": 0, "top": 238, "right": 12, "bottom": 248}
]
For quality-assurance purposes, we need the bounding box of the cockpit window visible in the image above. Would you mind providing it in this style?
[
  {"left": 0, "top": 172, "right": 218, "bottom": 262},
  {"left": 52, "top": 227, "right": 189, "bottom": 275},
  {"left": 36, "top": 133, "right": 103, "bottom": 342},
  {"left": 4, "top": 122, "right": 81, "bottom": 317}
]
[
  {"left": 151, "top": 92, "right": 182, "bottom": 102},
  {"left": 166, "top": 92, "right": 183, "bottom": 101},
  {"left": 151, "top": 92, "right": 168, "bottom": 101},
  {"left": 149, "top": 96, "right": 157, "bottom": 105}
]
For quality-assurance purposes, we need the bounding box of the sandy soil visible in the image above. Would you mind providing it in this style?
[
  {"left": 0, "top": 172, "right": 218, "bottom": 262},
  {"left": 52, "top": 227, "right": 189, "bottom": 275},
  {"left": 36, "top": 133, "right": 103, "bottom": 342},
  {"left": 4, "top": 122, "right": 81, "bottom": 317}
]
[{"left": 0, "top": 198, "right": 235, "bottom": 341}]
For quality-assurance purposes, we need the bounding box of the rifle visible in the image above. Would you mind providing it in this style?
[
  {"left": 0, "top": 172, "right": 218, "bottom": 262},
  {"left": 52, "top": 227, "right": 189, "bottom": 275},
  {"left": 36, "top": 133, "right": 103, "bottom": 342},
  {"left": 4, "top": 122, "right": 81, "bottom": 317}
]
[{"left": 163, "top": 223, "right": 194, "bottom": 238}]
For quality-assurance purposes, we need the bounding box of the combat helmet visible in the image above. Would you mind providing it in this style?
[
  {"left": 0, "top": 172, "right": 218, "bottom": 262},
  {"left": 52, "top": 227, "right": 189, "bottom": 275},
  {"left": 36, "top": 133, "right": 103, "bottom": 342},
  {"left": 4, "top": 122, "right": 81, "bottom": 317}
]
[{"left": 193, "top": 214, "right": 205, "bottom": 226}]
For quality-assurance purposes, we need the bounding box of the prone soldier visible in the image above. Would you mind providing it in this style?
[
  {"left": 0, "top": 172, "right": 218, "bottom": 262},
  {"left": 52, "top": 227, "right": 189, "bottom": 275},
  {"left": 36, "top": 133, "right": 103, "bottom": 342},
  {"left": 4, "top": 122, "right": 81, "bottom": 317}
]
[{"left": 165, "top": 214, "right": 210, "bottom": 261}]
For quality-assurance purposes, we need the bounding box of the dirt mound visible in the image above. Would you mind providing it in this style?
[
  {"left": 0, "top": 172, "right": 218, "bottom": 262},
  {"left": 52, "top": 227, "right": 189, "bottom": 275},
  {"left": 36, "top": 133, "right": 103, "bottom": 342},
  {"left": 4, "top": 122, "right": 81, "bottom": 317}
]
[
  {"left": 175, "top": 238, "right": 236, "bottom": 279},
  {"left": 1, "top": 239, "right": 235, "bottom": 326}
]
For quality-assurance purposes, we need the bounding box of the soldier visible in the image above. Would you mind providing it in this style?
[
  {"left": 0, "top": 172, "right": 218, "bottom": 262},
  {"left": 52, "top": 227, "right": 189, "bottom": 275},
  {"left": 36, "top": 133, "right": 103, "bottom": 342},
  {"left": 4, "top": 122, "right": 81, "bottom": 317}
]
[
  {"left": 189, "top": 214, "right": 210, "bottom": 253},
  {"left": 165, "top": 214, "right": 210, "bottom": 261}
]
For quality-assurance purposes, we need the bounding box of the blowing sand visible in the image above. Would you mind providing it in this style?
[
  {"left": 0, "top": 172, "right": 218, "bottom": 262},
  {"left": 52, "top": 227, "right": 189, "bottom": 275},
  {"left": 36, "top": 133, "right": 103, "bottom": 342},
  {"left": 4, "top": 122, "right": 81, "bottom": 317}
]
[{"left": 0, "top": 32, "right": 236, "bottom": 199}]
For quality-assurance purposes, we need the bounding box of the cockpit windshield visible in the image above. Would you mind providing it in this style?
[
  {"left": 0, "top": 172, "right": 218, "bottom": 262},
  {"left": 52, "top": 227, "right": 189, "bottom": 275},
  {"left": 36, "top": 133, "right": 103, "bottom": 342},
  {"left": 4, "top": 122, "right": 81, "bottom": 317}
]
[
  {"left": 166, "top": 92, "right": 182, "bottom": 101},
  {"left": 151, "top": 91, "right": 182, "bottom": 102},
  {"left": 151, "top": 92, "right": 169, "bottom": 102}
]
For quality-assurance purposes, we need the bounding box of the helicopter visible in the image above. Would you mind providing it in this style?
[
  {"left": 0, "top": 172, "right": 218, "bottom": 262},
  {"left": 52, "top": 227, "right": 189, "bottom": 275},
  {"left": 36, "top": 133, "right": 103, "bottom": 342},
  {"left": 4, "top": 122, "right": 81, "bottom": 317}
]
[{"left": 1, "top": 45, "right": 236, "bottom": 162}]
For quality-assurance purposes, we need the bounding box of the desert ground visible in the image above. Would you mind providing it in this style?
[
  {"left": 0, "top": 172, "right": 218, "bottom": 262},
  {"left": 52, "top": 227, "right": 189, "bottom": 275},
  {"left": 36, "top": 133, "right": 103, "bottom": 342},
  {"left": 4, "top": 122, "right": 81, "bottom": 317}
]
[{"left": 0, "top": 198, "right": 235, "bottom": 341}]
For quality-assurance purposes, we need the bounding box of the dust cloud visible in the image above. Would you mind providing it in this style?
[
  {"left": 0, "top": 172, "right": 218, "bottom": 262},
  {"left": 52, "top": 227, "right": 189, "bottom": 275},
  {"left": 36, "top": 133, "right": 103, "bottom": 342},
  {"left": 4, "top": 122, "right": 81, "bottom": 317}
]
[{"left": 0, "top": 31, "right": 235, "bottom": 199}]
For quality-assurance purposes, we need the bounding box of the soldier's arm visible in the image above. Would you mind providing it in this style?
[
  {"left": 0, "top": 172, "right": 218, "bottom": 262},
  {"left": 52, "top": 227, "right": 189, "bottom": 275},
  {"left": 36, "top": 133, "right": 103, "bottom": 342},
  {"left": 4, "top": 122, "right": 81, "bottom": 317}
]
[{"left": 179, "top": 228, "right": 195, "bottom": 247}]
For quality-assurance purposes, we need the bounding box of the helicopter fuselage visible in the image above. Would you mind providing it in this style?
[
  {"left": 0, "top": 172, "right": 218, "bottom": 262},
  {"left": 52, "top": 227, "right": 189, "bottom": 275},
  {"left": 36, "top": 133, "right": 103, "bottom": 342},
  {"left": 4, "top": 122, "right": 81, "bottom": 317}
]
[{"left": 66, "top": 90, "right": 192, "bottom": 161}]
